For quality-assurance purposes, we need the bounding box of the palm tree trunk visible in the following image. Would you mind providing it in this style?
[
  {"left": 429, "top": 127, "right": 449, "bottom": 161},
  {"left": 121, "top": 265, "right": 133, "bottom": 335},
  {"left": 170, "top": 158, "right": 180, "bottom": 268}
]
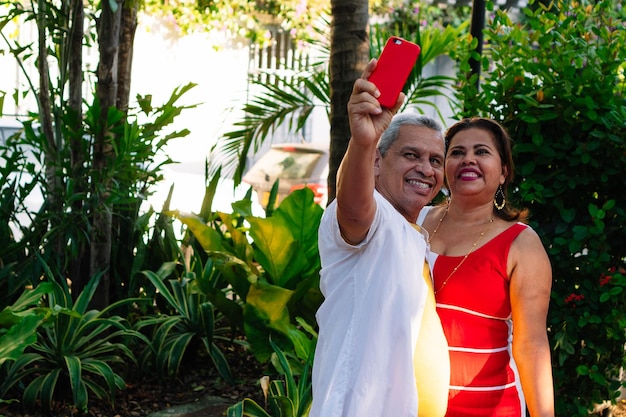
[
  {"left": 67, "top": 0, "right": 88, "bottom": 296},
  {"left": 116, "top": 1, "right": 138, "bottom": 114},
  {"left": 36, "top": 0, "right": 67, "bottom": 266},
  {"left": 89, "top": 0, "right": 122, "bottom": 309},
  {"left": 327, "top": 0, "right": 369, "bottom": 203}
]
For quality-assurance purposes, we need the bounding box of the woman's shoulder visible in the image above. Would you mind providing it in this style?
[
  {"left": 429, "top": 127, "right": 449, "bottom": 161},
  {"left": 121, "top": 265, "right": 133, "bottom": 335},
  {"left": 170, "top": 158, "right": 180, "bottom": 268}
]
[
  {"left": 506, "top": 221, "right": 547, "bottom": 253},
  {"left": 417, "top": 204, "right": 446, "bottom": 227},
  {"left": 416, "top": 205, "right": 432, "bottom": 226}
]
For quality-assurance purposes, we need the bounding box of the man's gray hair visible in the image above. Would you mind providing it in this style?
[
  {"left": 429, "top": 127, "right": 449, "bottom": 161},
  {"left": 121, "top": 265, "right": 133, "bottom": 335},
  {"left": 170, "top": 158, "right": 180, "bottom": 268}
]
[{"left": 377, "top": 113, "right": 444, "bottom": 156}]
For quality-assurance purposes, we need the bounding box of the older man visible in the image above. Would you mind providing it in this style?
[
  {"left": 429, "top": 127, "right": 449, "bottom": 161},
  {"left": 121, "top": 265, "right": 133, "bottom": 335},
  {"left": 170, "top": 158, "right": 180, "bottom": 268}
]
[{"left": 310, "top": 59, "right": 450, "bottom": 417}]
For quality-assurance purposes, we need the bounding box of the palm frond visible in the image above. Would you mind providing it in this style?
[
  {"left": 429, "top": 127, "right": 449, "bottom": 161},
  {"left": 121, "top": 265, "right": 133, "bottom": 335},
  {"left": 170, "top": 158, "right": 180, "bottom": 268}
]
[
  {"left": 212, "top": 64, "right": 329, "bottom": 184},
  {"left": 214, "top": 16, "right": 467, "bottom": 185}
]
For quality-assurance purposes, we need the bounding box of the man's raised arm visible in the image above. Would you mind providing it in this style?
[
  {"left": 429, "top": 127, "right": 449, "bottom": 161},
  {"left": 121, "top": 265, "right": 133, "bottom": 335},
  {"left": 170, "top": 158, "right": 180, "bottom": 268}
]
[{"left": 335, "top": 59, "right": 404, "bottom": 244}]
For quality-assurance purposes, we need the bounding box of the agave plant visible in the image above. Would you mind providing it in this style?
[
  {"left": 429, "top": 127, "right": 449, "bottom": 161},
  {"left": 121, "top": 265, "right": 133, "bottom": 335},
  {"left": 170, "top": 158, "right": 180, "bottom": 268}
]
[
  {"left": 0, "top": 273, "right": 148, "bottom": 412},
  {"left": 136, "top": 260, "right": 236, "bottom": 383}
]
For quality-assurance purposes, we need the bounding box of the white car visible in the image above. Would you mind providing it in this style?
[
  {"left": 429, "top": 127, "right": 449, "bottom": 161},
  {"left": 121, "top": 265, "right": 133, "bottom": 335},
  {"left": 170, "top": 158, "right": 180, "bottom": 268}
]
[{"left": 243, "top": 142, "right": 329, "bottom": 208}]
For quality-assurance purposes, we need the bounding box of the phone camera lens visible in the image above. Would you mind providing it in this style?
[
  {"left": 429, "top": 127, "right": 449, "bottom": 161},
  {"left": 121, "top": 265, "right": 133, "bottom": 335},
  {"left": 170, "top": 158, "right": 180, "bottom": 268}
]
[{"left": 394, "top": 39, "right": 402, "bottom": 45}]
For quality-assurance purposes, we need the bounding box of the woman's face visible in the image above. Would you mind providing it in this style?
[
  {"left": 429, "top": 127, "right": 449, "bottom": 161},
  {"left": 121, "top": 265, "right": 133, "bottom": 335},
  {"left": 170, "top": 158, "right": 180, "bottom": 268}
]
[{"left": 445, "top": 127, "right": 507, "bottom": 199}]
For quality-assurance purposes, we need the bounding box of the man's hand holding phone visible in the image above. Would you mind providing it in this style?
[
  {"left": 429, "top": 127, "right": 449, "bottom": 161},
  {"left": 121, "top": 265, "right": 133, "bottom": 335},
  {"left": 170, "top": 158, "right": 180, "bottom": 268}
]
[
  {"left": 348, "top": 59, "right": 404, "bottom": 149},
  {"left": 367, "top": 37, "right": 421, "bottom": 109}
]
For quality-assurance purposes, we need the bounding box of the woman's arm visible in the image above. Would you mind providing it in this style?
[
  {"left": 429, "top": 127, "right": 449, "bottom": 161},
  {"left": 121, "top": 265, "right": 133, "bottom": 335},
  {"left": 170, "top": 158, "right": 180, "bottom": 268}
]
[{"left": 509, "top": 227, "right": 555, "bottom": 417}]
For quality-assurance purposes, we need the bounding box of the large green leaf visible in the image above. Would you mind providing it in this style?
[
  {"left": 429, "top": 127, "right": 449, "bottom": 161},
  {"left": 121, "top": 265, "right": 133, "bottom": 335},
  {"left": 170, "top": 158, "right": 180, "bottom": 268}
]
[
  {"left": 170, "top": 210, "right": 225, "bottom": 252},
  {"left": 273, "top": 188, "right": 323, "bottom": 274},
  {"left": 243, "top": 280, "right": 313, "bottom": 362},
  {"left": 217, "top": 211, "right": 255, "bottom": 263},
  {"left": 5, "top": 282, "right": 53, "bottom": 311},
  {"left": 0, "top": 313, "right": 46, "bottom": 365},
  {"left": 65, "top": 355, "right": 88, "bottom": 409},
  {"left": 247, "top": 215, "right": 301, "bottom": 287},
  {"left": 246, "top": 281, "right": 293, "bottom": 330},
  {"left": 227, "top": 398, "right": 272, "bottom": 417},
  {"left": 244, "top": 281, "right": 293, "bottom": 361}
]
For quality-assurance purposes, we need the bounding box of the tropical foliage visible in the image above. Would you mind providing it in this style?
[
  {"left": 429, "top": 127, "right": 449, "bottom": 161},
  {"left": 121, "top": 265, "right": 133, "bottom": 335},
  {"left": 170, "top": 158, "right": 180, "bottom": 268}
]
[
  {"left": 1, "top": 0, "right": 625, "bottom": 415},
  {"left": 0, "top": 0, "right": 196, "bottom": 309},
  {"left": 172, "top": 182, "right": 323, "bottom": 364},
  {"left": 136, "top": 261, "right": 236, "bottom": 383},
  {"left": 455, "top": 0, "right": 626, "bottom": 414},
  {"left": 0, "top": 283, "right": 53, "bottom": 367},
  {"left": 0, "top": 275, "right": 149, "bottom": 412},
  {"left": 142, "top": 0, "right": 330, "bottom": 45},
  {"left": 227, "top": 337, "right": 314, "bottom": 417}
]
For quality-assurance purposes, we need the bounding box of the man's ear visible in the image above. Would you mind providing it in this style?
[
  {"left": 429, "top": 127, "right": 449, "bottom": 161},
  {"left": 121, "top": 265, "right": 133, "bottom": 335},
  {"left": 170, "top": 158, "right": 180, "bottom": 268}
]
[{"left": 374, "top": 149, "right": 382, "bottom": 176}]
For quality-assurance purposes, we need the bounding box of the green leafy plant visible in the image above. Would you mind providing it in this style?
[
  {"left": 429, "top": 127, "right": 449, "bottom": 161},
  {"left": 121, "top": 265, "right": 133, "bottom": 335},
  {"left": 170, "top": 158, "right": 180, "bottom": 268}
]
[
  {"left": 0, "top": 283, "right": 53, "bottom": 407},
  {"left": 173, "top": 186, "right": 323, "bottom": 364},
  {"left": 1, "top": 0, "right": 197, "bottom": 309},
  {"left": 0, "top": 274, "right": 148, "bottom": 412},
  {"left": 0, "top": 126, "right": 45, "bottom": 306},
  {"left": 227, "top": 336, "right": 315, "bottom": 417},
  {"left": 136, "top": 260, "right": 235, "bottom": 383},
  {"left": 455, "top": 0, "right": 626, "bottom": 414},
  {"left": 0, "top": 283, "right": 53, "bottom": 367}
]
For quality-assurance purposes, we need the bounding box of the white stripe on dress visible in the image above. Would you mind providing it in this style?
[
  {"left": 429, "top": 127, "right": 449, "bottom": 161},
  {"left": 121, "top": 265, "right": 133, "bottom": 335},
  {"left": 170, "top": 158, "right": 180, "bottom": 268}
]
[
  {"left": 450, "top": 382, "right": 518, "bottom": 391},
  {"left": 449, "top": 345, "right": 509, "bottom": 353},
  {"left": 436, "top": 303, "right": 511, "bottom": 321}
]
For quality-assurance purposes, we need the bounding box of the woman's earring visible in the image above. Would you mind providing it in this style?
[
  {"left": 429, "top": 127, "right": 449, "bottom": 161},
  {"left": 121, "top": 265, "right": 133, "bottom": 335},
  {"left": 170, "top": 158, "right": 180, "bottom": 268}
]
[{"left": 494, "top": 185, "right": 506, "bottom": 210}]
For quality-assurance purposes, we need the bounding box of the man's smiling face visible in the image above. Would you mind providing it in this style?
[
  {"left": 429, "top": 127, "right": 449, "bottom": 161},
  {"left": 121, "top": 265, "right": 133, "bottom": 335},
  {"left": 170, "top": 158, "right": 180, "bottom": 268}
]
[{"left": 375, "top": 125, "right": 445, "bottom": 222}]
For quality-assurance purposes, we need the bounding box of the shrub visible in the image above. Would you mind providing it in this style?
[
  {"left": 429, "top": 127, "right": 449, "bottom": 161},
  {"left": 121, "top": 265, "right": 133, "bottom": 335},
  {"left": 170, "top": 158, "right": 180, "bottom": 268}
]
[
  {"left": 0, "top": 275, "right": 148, "bottom": 412},
  {"left": 227, "top": 337, "right": 314, "bottom": 417},
  {"left": 173, "top": 183, "right": 323, "bottom": 364},
  {"left": 136, "top": 260, "right": 236, "bottom": 383},
  {"left": 455, "top": 0, "right": 626, "bottom": 414}
]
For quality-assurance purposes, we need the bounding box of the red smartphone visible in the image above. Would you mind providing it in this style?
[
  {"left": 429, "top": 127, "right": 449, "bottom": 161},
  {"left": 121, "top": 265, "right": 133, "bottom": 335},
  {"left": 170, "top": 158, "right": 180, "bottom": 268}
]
[{"left": 368, "top": 37, "right": 421, "bottom": 108}]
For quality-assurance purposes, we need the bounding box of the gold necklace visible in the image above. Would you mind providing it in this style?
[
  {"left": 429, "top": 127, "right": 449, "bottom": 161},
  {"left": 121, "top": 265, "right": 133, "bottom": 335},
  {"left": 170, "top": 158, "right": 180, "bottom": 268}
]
[
  {"left": 427, "top": 204, "right": 449, "bottom": 244},
  {"left": 428, "top": 204, "right": 494, "bottom": 294}
]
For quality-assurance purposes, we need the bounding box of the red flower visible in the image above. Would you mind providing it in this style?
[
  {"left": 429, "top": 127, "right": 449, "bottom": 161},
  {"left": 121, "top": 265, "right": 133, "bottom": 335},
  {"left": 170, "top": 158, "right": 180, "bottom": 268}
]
[
  {"left": 565, "top": 293, "right": 585, "bottom": 306},
  {"left": 599, "top": 266, "right": 623, "bottom": 287},
  {"left": 599, "top": 273, "right": 612, "bottom": 287}
]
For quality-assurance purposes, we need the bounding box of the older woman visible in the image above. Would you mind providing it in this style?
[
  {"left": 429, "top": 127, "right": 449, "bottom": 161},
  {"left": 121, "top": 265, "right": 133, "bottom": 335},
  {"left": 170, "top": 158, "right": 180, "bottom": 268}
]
[{"left": 418, "top": 117, "right": 554, "bottom": 417}]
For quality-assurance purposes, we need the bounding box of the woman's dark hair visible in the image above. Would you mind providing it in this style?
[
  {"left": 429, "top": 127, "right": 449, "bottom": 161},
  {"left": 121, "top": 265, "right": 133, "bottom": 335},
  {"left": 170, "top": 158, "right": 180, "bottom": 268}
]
[{"left": 445, "top": 117, "right": 528, "bottom": 222}]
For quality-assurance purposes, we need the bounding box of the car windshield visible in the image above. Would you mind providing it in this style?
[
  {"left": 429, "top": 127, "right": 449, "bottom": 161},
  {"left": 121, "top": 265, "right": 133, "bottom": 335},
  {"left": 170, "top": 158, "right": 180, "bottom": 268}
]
[{"left": 252, "top": 149, "right": 323, "bottom": 180}]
